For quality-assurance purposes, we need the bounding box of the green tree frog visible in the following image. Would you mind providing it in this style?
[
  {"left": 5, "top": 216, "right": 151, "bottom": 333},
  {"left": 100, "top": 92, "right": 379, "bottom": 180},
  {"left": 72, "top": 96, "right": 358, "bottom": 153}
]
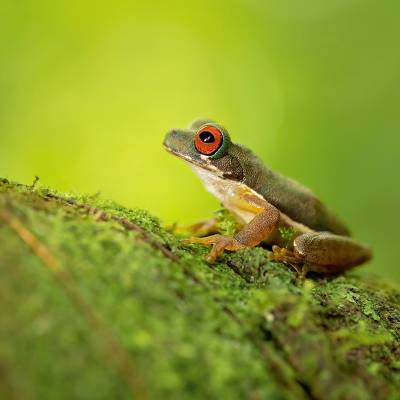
[{"left": 163, "top": 119, "right": 372, "bottom": 274}]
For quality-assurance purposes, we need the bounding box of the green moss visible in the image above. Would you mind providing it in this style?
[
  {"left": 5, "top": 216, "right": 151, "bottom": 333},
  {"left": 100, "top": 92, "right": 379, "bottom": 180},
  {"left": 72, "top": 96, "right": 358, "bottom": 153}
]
[
  {"left": 278, "top": 225, "right": 296, "bottom": 249},
  {"left": 0, "top": 178, "right": 400, "bottom": 400},
  {"left": 214, "top": 208, "right": 239, "bottom": 236}
]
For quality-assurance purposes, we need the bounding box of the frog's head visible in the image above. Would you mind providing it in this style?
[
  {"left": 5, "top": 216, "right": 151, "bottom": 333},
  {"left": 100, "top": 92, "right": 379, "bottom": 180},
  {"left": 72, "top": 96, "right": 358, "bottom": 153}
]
[{"left": 163, "top": 119, "right": 245, "bottom": 181}]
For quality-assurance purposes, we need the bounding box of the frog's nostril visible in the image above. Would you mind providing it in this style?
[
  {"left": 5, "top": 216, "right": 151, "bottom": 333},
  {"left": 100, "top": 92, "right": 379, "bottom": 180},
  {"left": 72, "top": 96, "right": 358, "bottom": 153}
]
[
  {"left": 163, "top": 130, "right": 183, "bottom": 152},
  {"left": 164, "top": 130, "right": 176, "bottom": 142}
]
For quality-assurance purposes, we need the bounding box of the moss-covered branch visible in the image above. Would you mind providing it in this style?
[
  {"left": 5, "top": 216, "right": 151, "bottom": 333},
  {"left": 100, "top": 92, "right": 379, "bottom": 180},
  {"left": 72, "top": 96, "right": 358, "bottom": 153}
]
[{"left": 0, "top": 178, "right": 399, "bottom": 400}]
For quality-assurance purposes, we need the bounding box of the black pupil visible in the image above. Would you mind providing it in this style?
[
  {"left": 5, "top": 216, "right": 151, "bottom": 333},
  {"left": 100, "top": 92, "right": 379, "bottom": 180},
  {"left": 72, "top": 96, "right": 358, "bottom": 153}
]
[{"left": 199, "top": 131, "right": 215, "bottom": 143}]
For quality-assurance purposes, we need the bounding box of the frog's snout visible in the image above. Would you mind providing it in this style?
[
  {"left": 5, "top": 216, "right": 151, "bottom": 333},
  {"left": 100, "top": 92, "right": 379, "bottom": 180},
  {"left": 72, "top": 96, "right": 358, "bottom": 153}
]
[
  {"left": 163, "top": 129, "right": 178, "bottom": 149},
  {"left": 163, "top": 130, "right": 178, "bottom": 154},
  {"left": 163, "top": 129, "right": 192, "bottom": 157}
]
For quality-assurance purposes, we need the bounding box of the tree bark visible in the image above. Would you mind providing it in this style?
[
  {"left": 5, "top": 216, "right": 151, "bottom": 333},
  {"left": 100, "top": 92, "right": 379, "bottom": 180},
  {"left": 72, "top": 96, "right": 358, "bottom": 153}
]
[{"left": 0, "top": 178, "right": 399, "bottom": 400}]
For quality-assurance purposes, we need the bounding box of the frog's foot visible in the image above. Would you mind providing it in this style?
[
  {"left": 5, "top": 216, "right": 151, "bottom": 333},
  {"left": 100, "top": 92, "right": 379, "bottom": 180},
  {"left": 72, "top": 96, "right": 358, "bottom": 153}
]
[
  {"left": 268, "top": 245, "right": 307, "bottom": 276},
  {"left": 268, "top": 245, "right": 303, "bottom": 264},
  {"left": 183, "top": 235, "right": 247, "bottom": 263},
  {"left": 182, "top": 218, "right": 219, "bottom": 237}
]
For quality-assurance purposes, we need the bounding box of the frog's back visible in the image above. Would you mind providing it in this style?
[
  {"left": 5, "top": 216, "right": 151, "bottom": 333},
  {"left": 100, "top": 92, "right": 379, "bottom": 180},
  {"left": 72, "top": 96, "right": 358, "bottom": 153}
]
[{"left": 236, "top": 145, "right": 351, "bottom": 236}]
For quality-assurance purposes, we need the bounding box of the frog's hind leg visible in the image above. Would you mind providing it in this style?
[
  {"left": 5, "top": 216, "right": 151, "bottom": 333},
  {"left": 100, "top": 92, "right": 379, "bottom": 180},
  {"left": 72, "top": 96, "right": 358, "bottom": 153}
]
[{"left": 293, "top": 232, "right": 372, "bottom": 274}]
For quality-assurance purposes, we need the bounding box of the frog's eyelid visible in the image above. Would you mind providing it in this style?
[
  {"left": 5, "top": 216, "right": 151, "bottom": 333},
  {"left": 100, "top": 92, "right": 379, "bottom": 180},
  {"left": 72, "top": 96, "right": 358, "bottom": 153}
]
[{"left": 189, "top": 118, "right": 217, "bottom": 130}]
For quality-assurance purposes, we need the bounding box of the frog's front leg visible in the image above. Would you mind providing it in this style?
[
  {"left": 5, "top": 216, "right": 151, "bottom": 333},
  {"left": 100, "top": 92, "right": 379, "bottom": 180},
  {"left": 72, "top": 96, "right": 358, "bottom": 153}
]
[
  {"left": 187, "top": 234, "right": 247, "bottom": 263},
  {"left": 186, "top": 197, "right": 280, "bottom": 263},
  {"left": 270, "top": 232, "right": 372, "bottom": 274}
]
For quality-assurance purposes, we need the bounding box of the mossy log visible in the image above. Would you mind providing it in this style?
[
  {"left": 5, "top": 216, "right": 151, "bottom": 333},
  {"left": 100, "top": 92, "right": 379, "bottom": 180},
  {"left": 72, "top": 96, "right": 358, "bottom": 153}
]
[{"left": 0, "top": 178, "right": 399, "bottom": 400}]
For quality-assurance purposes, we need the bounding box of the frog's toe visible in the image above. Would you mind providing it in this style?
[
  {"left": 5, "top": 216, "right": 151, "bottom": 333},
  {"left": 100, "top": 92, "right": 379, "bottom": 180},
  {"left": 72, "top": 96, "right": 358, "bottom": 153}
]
[
  {"left": 206, "top": 236, "right": 247, "bottom": 263},
  {"left": 269, "top": 246, "right": 304, "bottom": 265},
  {"left": 185, "top": 218, "right": 219, "bottom": 236},
  {"left": 269, "top": 246, "right": 308, "bottom": 276},
  {"left": 181, "top": 237, "right": 195, "bottom": 245},
  {"left": 182, "top": 234, "right": 224, "bottom": 246},
  {"left": 182, "top": 234, "right": 247, "bottom": 263}
]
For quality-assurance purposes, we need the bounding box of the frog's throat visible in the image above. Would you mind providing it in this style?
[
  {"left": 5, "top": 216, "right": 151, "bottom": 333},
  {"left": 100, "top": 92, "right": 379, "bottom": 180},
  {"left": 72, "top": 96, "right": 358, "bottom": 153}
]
[{"left": 190, "top": 164, "right": 261, "bottom": 224}]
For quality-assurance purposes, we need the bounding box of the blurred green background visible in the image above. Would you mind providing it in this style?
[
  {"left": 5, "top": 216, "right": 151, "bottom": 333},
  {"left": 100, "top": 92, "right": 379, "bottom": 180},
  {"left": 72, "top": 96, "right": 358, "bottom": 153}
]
[{"left": 0, "top": 0, "right": 399, "bottom": 278}]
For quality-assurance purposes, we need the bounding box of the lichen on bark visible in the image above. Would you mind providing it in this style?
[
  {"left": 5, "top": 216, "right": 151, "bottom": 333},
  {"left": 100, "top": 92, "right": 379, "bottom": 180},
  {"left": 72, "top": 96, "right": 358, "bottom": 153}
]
[{"left": 0, "top": 178, "right": 399, "bottom": 400}]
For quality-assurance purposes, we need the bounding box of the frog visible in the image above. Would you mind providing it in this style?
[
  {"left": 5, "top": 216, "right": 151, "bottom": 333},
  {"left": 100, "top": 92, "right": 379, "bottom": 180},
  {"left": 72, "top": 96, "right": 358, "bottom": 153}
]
[{"left": 163, "top": 119, "right": 372, "bottom": 274}]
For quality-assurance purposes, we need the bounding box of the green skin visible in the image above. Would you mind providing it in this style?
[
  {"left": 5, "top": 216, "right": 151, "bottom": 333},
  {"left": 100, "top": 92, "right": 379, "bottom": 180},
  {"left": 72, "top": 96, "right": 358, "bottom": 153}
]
[{"left": 163, "top": 119, "right": 372, "bottom": 274}]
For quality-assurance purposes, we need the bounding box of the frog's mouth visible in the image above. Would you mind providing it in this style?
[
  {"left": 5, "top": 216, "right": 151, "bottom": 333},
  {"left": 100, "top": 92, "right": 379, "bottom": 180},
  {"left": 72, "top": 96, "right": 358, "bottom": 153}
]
[
  {"left": 163, "top": 143, "right": 222, "bottom": 175},
  {"left": 163, "top": 143, "right": 190, "bottom": 161}
]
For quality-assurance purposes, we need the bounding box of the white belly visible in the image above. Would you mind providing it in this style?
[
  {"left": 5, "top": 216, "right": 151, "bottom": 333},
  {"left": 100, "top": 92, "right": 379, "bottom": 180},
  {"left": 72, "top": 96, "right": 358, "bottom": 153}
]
[{"left": 191, "top": 164, "right": 313, "bottom": 235}]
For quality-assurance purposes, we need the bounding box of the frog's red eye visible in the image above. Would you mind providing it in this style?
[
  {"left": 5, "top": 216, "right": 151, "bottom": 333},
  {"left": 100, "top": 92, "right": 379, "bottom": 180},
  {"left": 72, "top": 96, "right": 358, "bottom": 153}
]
[{"left": 194, "top": 125, "right": 223, "bottom": 155}]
